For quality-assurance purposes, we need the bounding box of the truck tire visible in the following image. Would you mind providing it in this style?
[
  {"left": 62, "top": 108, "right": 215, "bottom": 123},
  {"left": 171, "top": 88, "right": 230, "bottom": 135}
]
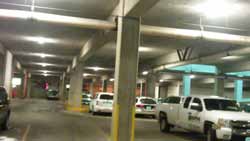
[
  {"left": 160, "top": 115, "right": 170, "bottom": 133},
  {"left": 207, "top": 127, "right": 217, "bottom": 141}
]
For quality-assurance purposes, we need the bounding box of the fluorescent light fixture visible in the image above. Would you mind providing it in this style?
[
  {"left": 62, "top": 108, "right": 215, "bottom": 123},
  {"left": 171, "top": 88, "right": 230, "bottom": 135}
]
[
  {"left": 142, "top": 71, "right": 149, "bottom": 76},
  {"left": 66, "top": 84, "right": 70, "bottom": 89},
  {"left": 25, "top": 36, "right": 57, "bottom": 44},
  {"left": 159, "top": 79, "right": 164, "bottom": 82},
  {"left": 193, "top": 0, "right": 242, "bottom": 18},
  {"left": 190, "top": 75, "right": 195, "bottom": 79},
  {"left": 41, "top": 64, "right": 47, "bottom": 67},
  {"left": 40, "top": 53, "right": 46, "bottom": 58},
  {"left": 83, "top": 73, "right": 90, "bottom": 77},
  {"left": 43, "top": 73, "right": 48, "bottom": 77},
  {"left": 93, "top": 66, "right": 101, "bottom": 71},
  {"left": 43, "top": 71, "right": 48, "bottom": 74},
  {"left": 109, "top": 78, "right": 114, "bottom": 82},
  {"left": 139, "top": 47, "right": 153, "bottom": 52},
  {"left": 222, "top": 55, "right": 241, "bottom": 60}
]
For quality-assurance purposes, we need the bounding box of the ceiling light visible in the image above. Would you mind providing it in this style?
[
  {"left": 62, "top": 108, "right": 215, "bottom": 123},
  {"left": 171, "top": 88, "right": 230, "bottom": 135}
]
[
  {"left": 40, "top": 63, "right": 48, "bottom": 67},
  {"left": 83, "top": 73, "right": 90, "bottom": 77},
  {"left": 159, "top": 79, "right": 164, "bottom": 82},
  {"left": 43, "top": 73, "right": 48, "bottom": 77},
  {"left": 93, "top": 67, "right": 101, "bottom": 72},
  {"left": 139, "top": 47, "right": 153, "bottom": 52},
  {"left": 66, "top": 84, "right": 70, "bottom": 89},
  {"left": 109, "top": 78, "right": 114, "bottom": 82},
  {"left": 142, "top": 71, "right": 149, "bottom": 76},
  {"left": 25, "top": 36, "right": 57, "bottom": 45},
  {"left": 222, "top": 55, "right": 241, "bottom": 60},
  {"left": 190, "top": 75, "right": 195, "bottom": 79},
  {"left": 43, "top": 71, "right": 48, "bottom": 74},
  {"left": 40, "top": 53, "right": 46, "bottom": 58},
  {"left": 193, "top": 0, "right": 242, "bottom": 18}
]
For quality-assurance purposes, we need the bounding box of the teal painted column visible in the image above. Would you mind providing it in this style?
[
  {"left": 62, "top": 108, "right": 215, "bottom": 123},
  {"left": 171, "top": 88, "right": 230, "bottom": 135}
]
[
  {"left": 183, "top": 74, "right": 191, "bottom": 96},
  {"left": 234, "top": 80, "right": 243, "bottom": 102}
]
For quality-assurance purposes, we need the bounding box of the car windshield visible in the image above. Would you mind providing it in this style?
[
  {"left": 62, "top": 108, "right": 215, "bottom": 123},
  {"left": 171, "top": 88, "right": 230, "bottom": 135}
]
[
  {"left": 48, "top": 91, "right": 58, "bottom": 95},
  {"left": 204, "top": 99, "right": 241, "bottom": 112},
  {"left": 100, "top": 94, "right": 113, "bottom": 100},
  {"left": 82, "top": 95, "right": 91, "bottom": 98},
  {"left": 140, "top": 98, "right": 156, "bottom": 104}
]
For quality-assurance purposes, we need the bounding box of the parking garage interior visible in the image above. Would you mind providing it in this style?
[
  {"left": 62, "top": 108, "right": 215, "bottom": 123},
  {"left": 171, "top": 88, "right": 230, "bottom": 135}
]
[{"left": 1, "top": 0, "right": 250, "bottom": 141}]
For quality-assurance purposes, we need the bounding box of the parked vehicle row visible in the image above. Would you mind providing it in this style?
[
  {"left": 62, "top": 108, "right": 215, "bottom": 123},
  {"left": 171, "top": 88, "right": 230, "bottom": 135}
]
[
  {"left": 46, "top": 89, "right": 59, "bottom": 100},
  {"left": 82, "top": 93, "right": 92, "bottom": 105},
  {"left": 89, "top": 92, "right": 157, "bottom": 117},
  {"left": 156, "top": 96, "right": 250, "bottom": 141}
]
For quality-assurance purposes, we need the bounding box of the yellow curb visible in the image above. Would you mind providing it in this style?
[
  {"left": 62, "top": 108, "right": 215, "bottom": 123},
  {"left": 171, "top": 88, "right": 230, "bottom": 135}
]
[{"left": 64, "top": 103, "right": 89, "bottom": 113}]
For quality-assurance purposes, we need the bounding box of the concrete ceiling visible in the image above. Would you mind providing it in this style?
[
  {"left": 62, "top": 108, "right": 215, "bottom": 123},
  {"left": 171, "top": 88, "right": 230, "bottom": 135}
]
[{"left": 1, "top": 0, "right": 250, "bottom": 77}]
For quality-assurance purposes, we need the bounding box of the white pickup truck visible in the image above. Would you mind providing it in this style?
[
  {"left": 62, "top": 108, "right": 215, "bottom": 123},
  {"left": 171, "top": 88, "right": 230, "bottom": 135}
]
[{"left": 156, "top": 96, "right": 250, "bottom": 141}]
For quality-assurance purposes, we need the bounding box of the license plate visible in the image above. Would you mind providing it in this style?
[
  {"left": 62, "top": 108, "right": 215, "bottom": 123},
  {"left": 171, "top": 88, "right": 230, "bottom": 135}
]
[
  {"left": 246, "top": 137, "right": 250, "bottom": 141},
  {"left": 146, "top": 106, "right": 151, "bottom": 110}
]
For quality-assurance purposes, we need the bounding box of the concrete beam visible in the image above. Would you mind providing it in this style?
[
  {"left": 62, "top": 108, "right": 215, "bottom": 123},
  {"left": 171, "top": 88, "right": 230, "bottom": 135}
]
[
  {"left": 124, "top": 0, "right": 160, "bottom": 17},
  {"left": 79, "top": 31, "right": 115, "bottom": 62},
  {"left": 78, "top": 0, "right": 159, "bottom": 67},
  {"left": 221, "top": 61, "right": 250, "bottom": 72}
]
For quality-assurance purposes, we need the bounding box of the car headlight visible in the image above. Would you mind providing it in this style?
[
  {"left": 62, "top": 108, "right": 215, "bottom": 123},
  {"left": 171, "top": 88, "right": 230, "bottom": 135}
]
[{"left": 217, "top": 118, "right": 231, "bottom": 128}]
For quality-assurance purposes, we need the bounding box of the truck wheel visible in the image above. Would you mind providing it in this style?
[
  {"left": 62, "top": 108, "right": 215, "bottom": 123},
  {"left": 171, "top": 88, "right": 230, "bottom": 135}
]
[
  {"left": 160, "top": 116, "right": 170, "bottom": 133},
  {"left": 207, "top": 127, "right": 217, "bottom": 141}
]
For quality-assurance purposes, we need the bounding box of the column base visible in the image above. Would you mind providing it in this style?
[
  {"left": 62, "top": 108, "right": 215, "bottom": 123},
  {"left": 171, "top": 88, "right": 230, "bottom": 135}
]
[{"left": 64, "top": 102, "right": 89, "bottom": 113}]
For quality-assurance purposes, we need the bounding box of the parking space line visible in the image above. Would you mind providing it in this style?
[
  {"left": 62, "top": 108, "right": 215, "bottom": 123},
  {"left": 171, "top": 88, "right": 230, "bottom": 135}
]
[{"left": 22, "top": 124, "right": 31, "bottom": 141}]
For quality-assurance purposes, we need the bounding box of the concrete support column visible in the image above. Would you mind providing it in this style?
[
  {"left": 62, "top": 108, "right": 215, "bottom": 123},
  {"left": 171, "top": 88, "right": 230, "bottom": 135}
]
[
  {"left": 139, "top": 81, "right": 143, "bottom": 97},
  {"left": 155, "top": 83, "right": 160, "bottom": 99},
  {"left": 214, "top": 78, "right": 224, "bottom": 97},
  {"left": 146, "top": 74, "right": 157, "bottom": 98},
  {"left": 111, "top": 17, "right": 140, "bottom": 141},
  {"left": 68, "top": 64, "right": 83, "bottom": 107},
  {"left": 168, "top": 82, "right": 181, "bottom": 97},
  {"left": 22, "top": 70, "right": 28, "bottom": 98},
  {"left": 27, "top": 73, "right": 32, "bottom": 98},
  {"left": 234, "top": 79, "right": 243, "bottom": 102},
  {"left": 4, "top": 50, "right": 13, "bottom": 96},
  {"left": 183, "top": 74, "right": 191, "bottom": 96},
  {"left": 90, "top": 78, "right": 95, "bottom": 95},
  {"left": 101, "top": 76, "right": 108, "bottom": 92},
  {"left": 59, "top": 73, "right": 66, "bottom": 101}
]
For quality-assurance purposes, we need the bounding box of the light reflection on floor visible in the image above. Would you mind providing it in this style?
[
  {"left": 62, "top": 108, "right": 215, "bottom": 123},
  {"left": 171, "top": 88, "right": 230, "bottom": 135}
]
[{"left": 0, "top": 136, "right": 18, "bottom": 141}]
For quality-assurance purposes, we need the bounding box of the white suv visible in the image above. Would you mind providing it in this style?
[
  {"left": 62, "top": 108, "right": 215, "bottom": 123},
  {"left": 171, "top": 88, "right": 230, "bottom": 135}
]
[
  {"left": 135, "top": 97, "right": 157, "bottom": 118},
  {"left": 90, "top": 92, "right": 114, "bottom": 115}
]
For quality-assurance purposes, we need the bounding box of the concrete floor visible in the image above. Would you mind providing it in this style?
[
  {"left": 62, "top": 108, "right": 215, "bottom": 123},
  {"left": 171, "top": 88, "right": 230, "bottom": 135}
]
[{"left": 0, "top": 99, "right": 205, "bottom": 141}]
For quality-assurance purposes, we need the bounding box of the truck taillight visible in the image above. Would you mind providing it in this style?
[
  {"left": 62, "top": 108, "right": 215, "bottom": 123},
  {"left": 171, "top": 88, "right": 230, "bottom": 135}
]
[{"left": 136, "top": 104, "right": 144, "bottom": 108}]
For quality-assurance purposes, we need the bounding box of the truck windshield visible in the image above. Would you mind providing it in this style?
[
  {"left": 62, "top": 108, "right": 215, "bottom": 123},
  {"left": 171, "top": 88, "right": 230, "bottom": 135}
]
[{"left": 204, "top": 99, "right": 241, "bottom": 112}]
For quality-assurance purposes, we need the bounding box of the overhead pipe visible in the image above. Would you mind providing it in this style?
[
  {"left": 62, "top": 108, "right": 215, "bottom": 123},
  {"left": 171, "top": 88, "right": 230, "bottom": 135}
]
[
  {"left": 0, "top": 9, "right": 116, "bottom": 30},
  {"left": 140, "top": 25, "right": 250, "bottom": 45},
  {"left": 1, "top": 9, "right": 250, "bottom": 45},
  {"left": 153, "top": 47, "right": 250, "bottom": 72}
]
